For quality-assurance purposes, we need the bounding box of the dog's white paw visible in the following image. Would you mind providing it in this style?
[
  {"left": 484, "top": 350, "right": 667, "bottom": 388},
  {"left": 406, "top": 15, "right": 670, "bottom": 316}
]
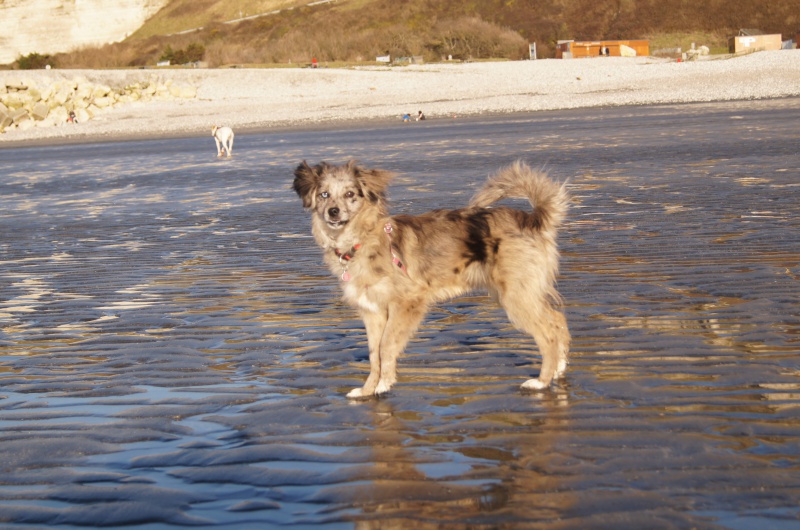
[
  {"left": 375, "top": 380, "right": 392, "bottom": 395},
  {"left": 346, "top": 388, "right": 365, "bottom": 399},
  {"left": 521, "top": 378, "right": 549, "bottom": 391}
]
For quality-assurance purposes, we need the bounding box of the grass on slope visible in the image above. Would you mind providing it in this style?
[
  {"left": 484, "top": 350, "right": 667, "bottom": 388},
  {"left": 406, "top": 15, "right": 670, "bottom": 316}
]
[{"left": 130, "top": 0, "right": 309, "bottom": 39}]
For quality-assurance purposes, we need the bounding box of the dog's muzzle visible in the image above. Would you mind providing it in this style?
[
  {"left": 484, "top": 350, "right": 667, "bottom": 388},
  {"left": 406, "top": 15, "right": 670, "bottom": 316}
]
[{"left": 326, "top": 207, "right": 347, "bottom": 229}]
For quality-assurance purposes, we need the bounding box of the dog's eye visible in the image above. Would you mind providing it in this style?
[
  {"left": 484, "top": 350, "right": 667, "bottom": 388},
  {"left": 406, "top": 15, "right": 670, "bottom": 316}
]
[
  {"left": 345, "top": 191, "right": 355, "bottom": 199},
  {"left": 320, "top": 191, "right": 329, "bottom": 199}
]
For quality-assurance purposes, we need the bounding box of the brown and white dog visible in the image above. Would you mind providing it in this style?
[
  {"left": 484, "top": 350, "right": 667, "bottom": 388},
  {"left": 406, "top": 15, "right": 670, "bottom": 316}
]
[
  {"left": 293, "top": 160, "right": 570, "bottom": 399},
  {"left": 211, "top": 125, "right": 234, "bottom": 157}
]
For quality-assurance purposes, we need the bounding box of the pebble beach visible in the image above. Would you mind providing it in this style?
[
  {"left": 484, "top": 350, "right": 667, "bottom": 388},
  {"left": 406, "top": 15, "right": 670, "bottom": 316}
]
[{"left": 1, "top": 49, "right": 799, "bottom": 145}]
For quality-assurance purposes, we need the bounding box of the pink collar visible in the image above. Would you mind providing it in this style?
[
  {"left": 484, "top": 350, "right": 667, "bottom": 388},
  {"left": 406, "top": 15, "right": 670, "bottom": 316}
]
[{"left": 333, "top": 223, "right": 408, "bottom": 282}]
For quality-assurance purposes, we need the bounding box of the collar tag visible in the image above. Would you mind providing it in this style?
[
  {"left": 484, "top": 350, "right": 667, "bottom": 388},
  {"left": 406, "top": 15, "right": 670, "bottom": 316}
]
[{"left": 334, "top": 243, "right": 360, "bottom": 281}]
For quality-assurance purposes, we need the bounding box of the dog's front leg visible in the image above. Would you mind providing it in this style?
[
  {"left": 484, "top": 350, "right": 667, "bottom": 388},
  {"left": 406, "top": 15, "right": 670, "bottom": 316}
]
[
  {"left": 372, "top": 301, "right": 428, "bottom": 395},
  {"left": 346, "top": 309, "right": 388, "bottom": 399}
]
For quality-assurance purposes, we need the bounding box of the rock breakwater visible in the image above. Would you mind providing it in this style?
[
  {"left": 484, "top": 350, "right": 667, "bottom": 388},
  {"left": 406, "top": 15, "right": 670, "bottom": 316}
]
[{"left": 0, "top": 75, "right": 196, "bottom": 133}]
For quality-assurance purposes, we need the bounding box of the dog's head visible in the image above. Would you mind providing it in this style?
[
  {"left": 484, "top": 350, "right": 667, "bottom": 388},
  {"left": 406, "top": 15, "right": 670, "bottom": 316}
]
[
  {"left": 211, "top": 125, "right": 218, "bottom": 136},
  {"left": 293, "top": 160, "right": 394, "bottom": 232}
]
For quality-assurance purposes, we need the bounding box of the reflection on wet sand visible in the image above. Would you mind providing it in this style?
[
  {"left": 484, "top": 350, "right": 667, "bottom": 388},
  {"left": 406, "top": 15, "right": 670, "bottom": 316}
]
[
  {"left": 347, "top": 394, "right": 572, "bottom": 529},
  {"left": 1, "top": 100, "right": 799, "bottom": 527}
]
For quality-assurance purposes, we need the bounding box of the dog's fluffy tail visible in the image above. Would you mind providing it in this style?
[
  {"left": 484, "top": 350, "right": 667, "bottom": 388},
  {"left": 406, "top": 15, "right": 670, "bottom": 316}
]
[{"left": 469, "top": 160, "right": 568, "bottom": 235}]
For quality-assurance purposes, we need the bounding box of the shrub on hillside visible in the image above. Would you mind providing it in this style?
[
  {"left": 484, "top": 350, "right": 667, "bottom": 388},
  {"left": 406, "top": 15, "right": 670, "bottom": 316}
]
[
  {"left": 160, "top": 43, "right": 206, "bottom": 65},
  {"left": 16, "top": 52, "right": 54, "bottom": 69},
  {"left": 426, "top": 17, "right": 527, "bottom": 60}
]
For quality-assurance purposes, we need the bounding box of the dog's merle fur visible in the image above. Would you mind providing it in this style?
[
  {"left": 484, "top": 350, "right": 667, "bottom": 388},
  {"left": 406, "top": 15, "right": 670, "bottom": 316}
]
[{"left": 293, "top": 160, "right": 570, "bottom": 398}]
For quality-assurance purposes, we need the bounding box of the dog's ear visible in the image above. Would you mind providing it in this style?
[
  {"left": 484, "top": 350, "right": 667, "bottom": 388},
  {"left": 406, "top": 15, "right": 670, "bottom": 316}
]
[
  {"left": 293, "top": 161, "right": 321, "bottom": 208},
  {"left": 350, "top": 160, "right": 394, "bottom": 203}
]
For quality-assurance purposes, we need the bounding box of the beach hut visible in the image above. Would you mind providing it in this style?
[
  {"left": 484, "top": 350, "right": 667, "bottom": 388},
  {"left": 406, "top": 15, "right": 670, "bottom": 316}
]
[{"left": 557, "top": 39, "right": 649, "bottom": 58}]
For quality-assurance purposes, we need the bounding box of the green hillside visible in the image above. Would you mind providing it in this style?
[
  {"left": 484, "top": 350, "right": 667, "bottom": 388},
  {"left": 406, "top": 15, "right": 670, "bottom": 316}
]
[
  {"left": 46, "top": 0, "right": 799, "bottom": 67},
  {"left": 128, "top": 0, "right": 310, "bottom": 39}
]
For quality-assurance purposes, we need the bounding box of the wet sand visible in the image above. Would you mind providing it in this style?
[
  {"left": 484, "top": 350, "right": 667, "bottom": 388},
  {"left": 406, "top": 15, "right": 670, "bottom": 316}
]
[{"left": 0, "top": 98, "right": 799, "bottom": 527}]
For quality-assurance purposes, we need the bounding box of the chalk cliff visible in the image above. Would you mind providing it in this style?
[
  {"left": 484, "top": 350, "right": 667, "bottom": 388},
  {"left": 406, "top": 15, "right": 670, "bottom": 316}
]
[{"left": 0, "top": 0, "right": 169, "bottom": 64}]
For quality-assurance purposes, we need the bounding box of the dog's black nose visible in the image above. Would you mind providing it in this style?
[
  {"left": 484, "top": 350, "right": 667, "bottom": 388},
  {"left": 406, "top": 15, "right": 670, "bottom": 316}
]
[{"left": 328, "top": 207, "right": 340, "bottom": 219}]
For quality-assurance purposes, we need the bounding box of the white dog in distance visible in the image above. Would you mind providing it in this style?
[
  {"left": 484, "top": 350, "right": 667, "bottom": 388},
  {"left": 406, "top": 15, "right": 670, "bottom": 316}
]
[{"left": 212, "top": 126, "right": 234, "bottom": 157}]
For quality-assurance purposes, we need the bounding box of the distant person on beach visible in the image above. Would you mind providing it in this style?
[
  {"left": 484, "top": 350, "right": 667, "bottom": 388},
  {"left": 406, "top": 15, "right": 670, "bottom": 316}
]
[
  {"left": 311, "top": 58, "right": 318, "bottom": 68},
  {"left": 402, "top": 113, "right": 411, "bottom": 122},
  {"left": 416, "top": 110, "right": 426, "bottom": 121},
  {"left": 211, "top": 125, "right": 234, "bottom": 157}
]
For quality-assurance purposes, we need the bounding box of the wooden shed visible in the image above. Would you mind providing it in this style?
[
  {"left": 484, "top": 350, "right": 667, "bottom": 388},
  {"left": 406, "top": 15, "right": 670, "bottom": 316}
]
[
  {"left": 728, "top": 33, "right": 782, "bottom": 53},
  {"left": 557, "top": 39, "right": 649, "bottom": 58}
]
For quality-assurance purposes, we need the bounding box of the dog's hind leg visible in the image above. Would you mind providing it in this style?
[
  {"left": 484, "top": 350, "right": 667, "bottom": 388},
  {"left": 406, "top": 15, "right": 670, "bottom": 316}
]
[
  {"left": 497, "top": 286, "right": 570, "bottom": 391},
  {"left": 517, "top": 305, "right": 570, "bottom": 391},
  {"left": 549, "top": 308, "right": 570, "bottom": 381}
]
